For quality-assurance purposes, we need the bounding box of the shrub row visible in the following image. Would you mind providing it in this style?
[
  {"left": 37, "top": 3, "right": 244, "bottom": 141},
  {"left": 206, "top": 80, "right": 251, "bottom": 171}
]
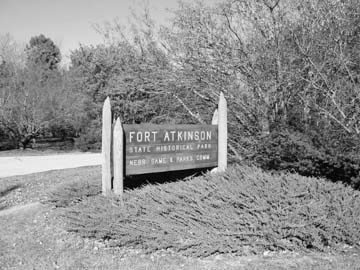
[
  {"left": 252, "top": 130, "right": 360, "bottom": 189},
  {"left": 48, "top": 165, "right": 360, "bottom": 257}
]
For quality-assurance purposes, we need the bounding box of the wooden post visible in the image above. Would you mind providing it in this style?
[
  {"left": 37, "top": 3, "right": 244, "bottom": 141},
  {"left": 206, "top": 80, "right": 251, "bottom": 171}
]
[
  {"left": 218, "top": 92, "right": 227, "bottom": 172},
  {"left": 113, "top": 117, "right": 124, "bottom": 198},
  {"left": 102, "top": 97, "right": 112, "bottom": 196}
]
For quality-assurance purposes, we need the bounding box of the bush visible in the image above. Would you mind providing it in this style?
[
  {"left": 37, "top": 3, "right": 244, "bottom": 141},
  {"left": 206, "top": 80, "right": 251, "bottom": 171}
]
[
  {"left": 74, "top": 120, "right": 102, "bottom": 151},
  {"left": 253, "top": 130, "right": 360, "bottom": 189},
  {"left": 48, "top": 121, "right": 77, "bottom": 139},
  {"left": 48, "top": 165, "right": 360, "bottom": 257}
]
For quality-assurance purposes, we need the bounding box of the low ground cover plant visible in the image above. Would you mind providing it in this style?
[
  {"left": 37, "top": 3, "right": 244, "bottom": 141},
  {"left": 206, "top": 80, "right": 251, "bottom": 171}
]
[{"left": 47, "top": 165, "right": 360, "bottom": 257}]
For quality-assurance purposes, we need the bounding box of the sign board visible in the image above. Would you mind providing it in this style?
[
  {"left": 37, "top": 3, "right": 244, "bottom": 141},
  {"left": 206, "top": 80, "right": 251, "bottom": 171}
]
[
  {"left": 101, "top": 93, "right": 227, "bottom": 196},
  {"left": 124, "top": 124, "right": 218, "bottom": 175}
]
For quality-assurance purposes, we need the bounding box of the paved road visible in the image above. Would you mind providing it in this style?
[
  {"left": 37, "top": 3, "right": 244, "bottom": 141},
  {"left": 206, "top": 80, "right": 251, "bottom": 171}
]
[{"left": 0, "top": 153, "right": 101, "bottom": 178}]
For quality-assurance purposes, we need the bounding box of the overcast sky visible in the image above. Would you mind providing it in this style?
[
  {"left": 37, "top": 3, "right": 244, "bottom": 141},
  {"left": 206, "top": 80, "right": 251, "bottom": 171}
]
[{"left": 0, "top": 0, "right": 220, "bottom": 65}]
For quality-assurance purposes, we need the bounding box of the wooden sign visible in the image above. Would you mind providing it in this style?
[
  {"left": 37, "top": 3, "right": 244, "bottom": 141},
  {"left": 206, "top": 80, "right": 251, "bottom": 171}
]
[
  {"left": 124, "top": 124, "right": 218, "bottom": 175},
  {"left": 102, "top": 92, "right": 227, "bottom": 197}
]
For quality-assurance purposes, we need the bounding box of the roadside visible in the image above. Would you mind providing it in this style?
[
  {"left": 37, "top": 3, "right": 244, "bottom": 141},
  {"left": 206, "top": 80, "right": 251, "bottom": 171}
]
[
  {"left": 0, "top": 152, "right": 101, "bottom": 178},
  {"left": 0, "top": 149, "right": 81, "bottom": 157}
]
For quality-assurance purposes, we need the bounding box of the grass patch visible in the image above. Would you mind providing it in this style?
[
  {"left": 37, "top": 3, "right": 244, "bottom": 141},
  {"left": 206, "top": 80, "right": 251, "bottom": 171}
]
[
  {"left": 46, "top": 179, "right": 101, "bottom": 207},
  {"left": 48, "top": 165, "right": 360, "bottom": 257},
  {"left": 0, "top": 166, "right": 100, "bottom": 210}
]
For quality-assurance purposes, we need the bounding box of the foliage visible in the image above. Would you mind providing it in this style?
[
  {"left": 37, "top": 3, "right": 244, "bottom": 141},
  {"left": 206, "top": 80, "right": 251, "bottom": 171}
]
[
  {"left": 161, "top": 0, "right": 359, "bottom": 153},
  {"left": 252, "top": 130, "right": 360, "bottom": 189},
  {"left": 0, "top": 33, "right": 26, "bottom": 68},
  {"left": 68, "top": 28, "right": 209, "bottom": 149},
  {"left": 48, "top": 165, "right": 360, "bottom": 257},
  {"left": 71, "top": 0, "right": 360, "bottom": 157},
  {"left": 73, "top": 118, "right": 102, "bottom": 151},
  {"left": 0, "top": 67, "right": 72, "bottom": 148},
  {"left": 0, "top": 34, "right": 82, "bottom": 149},
  {"left": 0, "top": 126, "right": 15, "bottom": 150},
  {"left": 26, "top": 34, "right": 61, "bottom": 71}
]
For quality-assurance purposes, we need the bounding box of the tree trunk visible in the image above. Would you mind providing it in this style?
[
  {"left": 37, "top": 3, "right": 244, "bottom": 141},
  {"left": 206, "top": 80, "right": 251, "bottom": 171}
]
[
  {"left": 19, "top": 135, "right": 35, "bottom": 149},
  {"left": 261, "top": 94, "right": 270, "bottom": 135}
]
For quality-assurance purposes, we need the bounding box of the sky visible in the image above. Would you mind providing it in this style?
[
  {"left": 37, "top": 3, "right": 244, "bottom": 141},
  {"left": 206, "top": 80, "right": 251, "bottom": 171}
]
[{"left": 0, "top": 0, "right": 220, "bottom": 65}]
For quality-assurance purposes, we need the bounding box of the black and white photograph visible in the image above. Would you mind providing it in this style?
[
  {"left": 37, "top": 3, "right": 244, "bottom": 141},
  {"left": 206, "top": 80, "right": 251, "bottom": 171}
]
[{"left": 0, "top": 0, "right": 359, "bottom": 269}]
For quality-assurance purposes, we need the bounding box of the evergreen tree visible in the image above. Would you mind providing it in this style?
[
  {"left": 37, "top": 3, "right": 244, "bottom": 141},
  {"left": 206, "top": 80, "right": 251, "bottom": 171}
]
[{"left": 26, "top": 34, "right": 61, "bottom": 70}]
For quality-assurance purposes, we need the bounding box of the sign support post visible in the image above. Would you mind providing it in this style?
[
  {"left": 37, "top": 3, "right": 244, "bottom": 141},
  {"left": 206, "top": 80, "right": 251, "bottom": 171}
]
[
  {"left": 101, "top": 97, "right": 112, "bottom": 196},
  {"left": 113, "top": 117, "right": 124, "bottom": 198},
  {"left": 218, "top": 92, "right": 227, "bottom": 172}
]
